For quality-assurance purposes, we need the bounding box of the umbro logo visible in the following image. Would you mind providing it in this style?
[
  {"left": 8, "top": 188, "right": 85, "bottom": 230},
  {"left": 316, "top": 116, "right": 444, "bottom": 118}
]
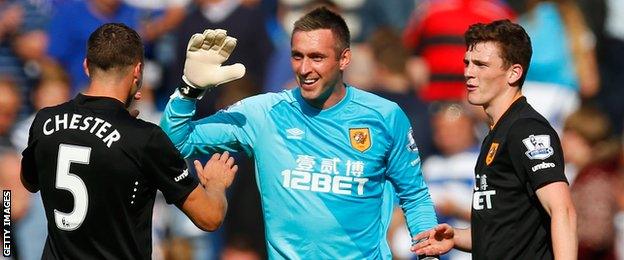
[
  {"left": 174, "top": 169, "right": 189, "bottom": 182},
  {"left": 286, "top": 128, "right": 304, "bottom": 140}
]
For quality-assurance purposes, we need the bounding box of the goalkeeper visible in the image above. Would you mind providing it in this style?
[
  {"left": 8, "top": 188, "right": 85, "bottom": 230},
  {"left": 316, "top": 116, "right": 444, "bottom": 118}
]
[{"left": 161, "top": 7, "right": 438, "bottom": 259}]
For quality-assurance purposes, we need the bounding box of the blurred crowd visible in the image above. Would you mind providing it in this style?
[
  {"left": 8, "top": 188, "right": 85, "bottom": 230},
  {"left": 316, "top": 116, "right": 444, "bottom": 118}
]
[{"left": 1, "top": 0, "right": 623, "bottom": 259}]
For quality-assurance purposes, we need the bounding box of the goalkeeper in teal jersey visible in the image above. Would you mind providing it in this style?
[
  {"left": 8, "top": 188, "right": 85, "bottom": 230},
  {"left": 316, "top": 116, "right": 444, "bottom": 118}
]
[{"left": 161, "top": 7, "right": 438, "bottom": 259}]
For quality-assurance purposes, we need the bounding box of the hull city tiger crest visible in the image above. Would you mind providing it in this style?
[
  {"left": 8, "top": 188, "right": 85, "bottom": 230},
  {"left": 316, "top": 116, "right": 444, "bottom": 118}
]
[
  {"left": 349, "top": 128, "right": 371, "bottom": 152},
  {"left": 485, "top": 142, "right": 499, "bottom": 165}
]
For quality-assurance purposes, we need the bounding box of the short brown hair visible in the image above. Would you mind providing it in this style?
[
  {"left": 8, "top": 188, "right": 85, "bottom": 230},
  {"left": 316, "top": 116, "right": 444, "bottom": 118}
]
[
  {"left": 465, "top": 19, "right": 532, "bottom": 87},
  {"left": 86, "top": 23, "right": 144, "bottom": 75},
  {"left": 292, "top": 6, "right": 350, "bottom": 55}
]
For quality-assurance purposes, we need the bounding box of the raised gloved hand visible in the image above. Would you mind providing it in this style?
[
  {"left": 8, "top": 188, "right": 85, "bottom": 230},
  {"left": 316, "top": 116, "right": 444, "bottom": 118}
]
[{"left": 179, "top": 29, "right": 246, "bottom": 99}]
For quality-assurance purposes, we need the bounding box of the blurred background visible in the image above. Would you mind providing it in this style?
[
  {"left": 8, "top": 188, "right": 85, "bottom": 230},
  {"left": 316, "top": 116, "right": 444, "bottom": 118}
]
[{"left": 1, "top": 0, "right": 623, "bottom": 259}]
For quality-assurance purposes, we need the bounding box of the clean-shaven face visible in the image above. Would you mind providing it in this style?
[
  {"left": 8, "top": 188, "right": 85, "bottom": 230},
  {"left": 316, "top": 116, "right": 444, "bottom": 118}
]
[
  {"left": 291, "top": 29, "right": 348, "bottom": 108},
  {"left": 463, "top": 41, "right": 512, "bottom": 107}
]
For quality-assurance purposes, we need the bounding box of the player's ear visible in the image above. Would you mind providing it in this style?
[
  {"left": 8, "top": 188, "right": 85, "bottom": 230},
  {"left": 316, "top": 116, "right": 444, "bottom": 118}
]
[
  {"left": 83, "top": 59, "right": 90, "bottom": 77},
  {"left": 133, "top": 62, "right": 142, "bottom": 79},
  {"left": 339, "top": 48, "right": 351, "bottom": 71},
  {"left": 507, "top": 63, "right": 523, "bottom": 86}
]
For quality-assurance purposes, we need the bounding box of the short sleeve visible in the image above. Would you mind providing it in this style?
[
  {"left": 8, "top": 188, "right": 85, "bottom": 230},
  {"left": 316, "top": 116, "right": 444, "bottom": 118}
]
[
  {"left": 142, "top": 128, "right": 199, "bottom": 204},
  {"left": 508, "top": 118, "right": 568, "bottom": 191},
  {"left": 20, "top": 114, "right": 41, "bottom": 190}
]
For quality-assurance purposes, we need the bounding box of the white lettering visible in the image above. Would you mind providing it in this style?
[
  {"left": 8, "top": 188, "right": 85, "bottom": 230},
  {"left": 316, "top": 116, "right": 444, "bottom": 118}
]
[
  {"left": 2, "top": 190, "right": 10, "bottom": 257},
  {"left": 103, "top": 130, "right": 121, "bottom": 148},
  {"left": 353, "top": 178, "right": 368, "bottom": 195},
  {"left": 80, "top": 117, "right": 92, "bottom": 131},
  {"left": 43, "top": 118, "right": 54, "bottom": 135},
  {"left": 69, "top": 114, "right": 82, "bottom": 129},
  {"left": 473, "top": 190, "right": 496, "bottom": 210},
  {"left": 95, "top": 122, "right": 111, "bottom": 138},
  {"left": 311, "top": 173, "right": 331, "bottom": 192},
  {"left": 174, "top": 169, "right": 189, "bottom": 182},
  {"left": 55, "top": 114, "right": 68, "bottom": 131},
  {"left": 332, "top": 176, "right": 352, "bottom": 195},
  {"left": 90, "top": 118, "right": 104, "bottom": 133},
  {"left": 40, "top": 114, "right": 120, "bottom": 148},
  {"left": 281, "top": 171, "right": 369, "bottom": 196},
  {"left": 531, "top": 162, "right": 556, "bottom": 172}
]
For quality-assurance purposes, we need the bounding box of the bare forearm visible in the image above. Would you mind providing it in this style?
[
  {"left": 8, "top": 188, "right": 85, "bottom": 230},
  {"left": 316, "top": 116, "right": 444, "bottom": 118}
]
[
  {"left": 551, "top": 207, "right": 577, "bottom": 259},
  {"left": 536, "top": 182, "right": 578, "bottom": 259},
  {"left": 180, "top": 184, "right": 227, "bottom": 232},
  {"left": 201, "top": 182, "right": 228, "bottom": 223}
]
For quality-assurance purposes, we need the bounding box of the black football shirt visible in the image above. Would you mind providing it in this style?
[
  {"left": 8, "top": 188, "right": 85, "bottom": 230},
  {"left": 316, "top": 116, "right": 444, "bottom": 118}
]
[
  {"left": 471, "top": 97, "right": 568, "bottom": 260},
  {"left": 21, "top": 94, "right": 198, "bottom": 259}
]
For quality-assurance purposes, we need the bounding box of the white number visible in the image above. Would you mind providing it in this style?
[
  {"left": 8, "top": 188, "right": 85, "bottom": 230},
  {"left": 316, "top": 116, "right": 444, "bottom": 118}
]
[
  {"left": 291, "top": 171, "right": 311, "bottom": 190},
  {"left": 54, "top": 144, "right": 91, "bottom": 231}
]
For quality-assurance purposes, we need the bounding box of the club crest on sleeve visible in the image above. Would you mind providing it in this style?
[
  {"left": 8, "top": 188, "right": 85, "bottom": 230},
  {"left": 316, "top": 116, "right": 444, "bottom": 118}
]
[
  {"left": 485, "top": 142, "right": 499, "bottom": 166},
  {"left": 349, "top": 128, "right": 371, "bottom": 152},
  {"left": 522, "top": 135, "right": 554, "bottom": 160},
  {"left": 406, "top": 128, "right": 419, "bottom": 152}
]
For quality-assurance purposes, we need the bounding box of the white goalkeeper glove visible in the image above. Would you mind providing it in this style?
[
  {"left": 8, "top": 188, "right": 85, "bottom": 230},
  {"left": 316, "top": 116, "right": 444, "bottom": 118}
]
[{"left": 179, "top": 29, "right": 246, "bottom": 99}]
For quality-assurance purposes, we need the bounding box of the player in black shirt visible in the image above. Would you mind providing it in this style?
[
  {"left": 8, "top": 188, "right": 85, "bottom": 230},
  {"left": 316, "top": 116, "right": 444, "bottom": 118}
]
[
  {"left": 412, "top": 20, "right": 577, "bottom": 259},
  {"left": 20, "top": 23, "right": 238, "bottom": 259}
]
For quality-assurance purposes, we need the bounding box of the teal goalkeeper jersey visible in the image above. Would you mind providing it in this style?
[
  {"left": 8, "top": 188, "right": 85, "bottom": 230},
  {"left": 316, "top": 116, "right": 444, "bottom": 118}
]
[{"left": 161, "top": 85, "right": 437, "bottom": 259}]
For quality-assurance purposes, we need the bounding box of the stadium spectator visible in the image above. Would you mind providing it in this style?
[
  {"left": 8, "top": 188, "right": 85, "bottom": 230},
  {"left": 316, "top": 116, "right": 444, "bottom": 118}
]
[
  {"left": 0, "top": 78, "right": 21, "bottom": 149},
  {"left": 47, "top": 0, "right": 142, "bottom": 94},
  {"left": 402, "top": 0, "right": 514, "bottom": 102},
  {"left": 562, "top": 106, "right": 620, "bottom": 259},
  {"left": 12, "top": 62, "right": 71, "bottom": 152},
  {"left": 123, "top": 0, "right": 191, "bottom": 44},
  {"left": 421, "top": 103, "right": 478, "bottom": 260},
  {"left": 595, "top": 0, "right": 624, "bottom": 134},
  {"left": 367, "top": 27, "right": 434, "bottom": 159},
  {"left": 163, "top": 0, "right": 272, "bottom": 113},
  {"left": 0, "top": 0, "right": 50, "bottom": 115},
  {"left": 519, "top": 0, "right": 600, "bottom": 99}
]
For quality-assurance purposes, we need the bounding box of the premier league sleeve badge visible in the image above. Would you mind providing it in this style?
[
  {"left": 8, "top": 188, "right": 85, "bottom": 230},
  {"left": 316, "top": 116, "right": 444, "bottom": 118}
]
[{"left": 522, "top": 135, "right": 554, "bottom": 160}]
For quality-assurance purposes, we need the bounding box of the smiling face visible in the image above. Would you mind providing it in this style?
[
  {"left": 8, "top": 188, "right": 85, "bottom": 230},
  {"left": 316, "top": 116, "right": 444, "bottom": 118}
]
[
  {"left": 463, "top": 41, "right": 520, "bottom": 108},
  {"left": 291, "top": 29, "right": 350, "bottom": 109}
]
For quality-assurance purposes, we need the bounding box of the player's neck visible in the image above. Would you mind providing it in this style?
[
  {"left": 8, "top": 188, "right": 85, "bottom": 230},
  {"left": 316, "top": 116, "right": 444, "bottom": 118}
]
[
  {"left": 83, "top": 81, "right": 132, "bottom": 105},
  {"left": 306, "top": 81, "right": 346, "bottom": 110},
  {"left": 484, "top": 90, "right": 522, "bottom": 129}
]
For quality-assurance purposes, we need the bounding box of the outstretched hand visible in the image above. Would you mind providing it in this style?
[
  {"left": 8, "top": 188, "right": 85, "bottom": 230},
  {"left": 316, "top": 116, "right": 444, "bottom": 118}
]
[
  {"left": 183, "top": 29, "right": 246, "bottom": 89},
  {"left": 411, "top": 224, "right": 455, "bottom": 256},
  {"left": 193, "top": 151, "right": 238, "bottom": 190}
]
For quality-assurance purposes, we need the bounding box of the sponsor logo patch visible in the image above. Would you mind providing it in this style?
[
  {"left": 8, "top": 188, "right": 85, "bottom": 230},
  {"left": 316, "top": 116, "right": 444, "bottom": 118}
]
[
  {"left": 349, "top": 128, "right": 371, "bottom": 152},
  {"left": 485, "top": 142, "right": 499, "bottom": 166},
  {"left": 522, "top": 135, "right": 554, "bottom": 160}
]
